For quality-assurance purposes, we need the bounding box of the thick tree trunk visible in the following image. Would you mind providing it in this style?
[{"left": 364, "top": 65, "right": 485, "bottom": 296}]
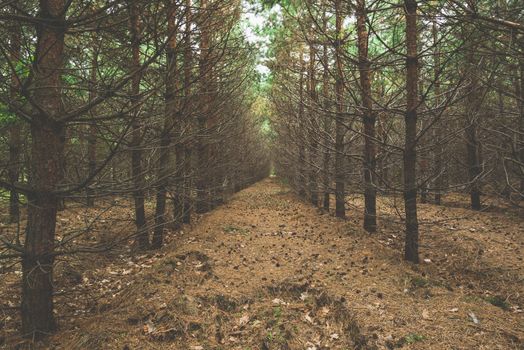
[
  {"left": 403, "top": 0, "right": 420, "bottom": 263},
  {"left": 8, "top": 14, "right": 21, "bottom": 223},
  {"left": 21, "top": 0, "right": 66, "bottom": 337},
  {"left": 334, "top": 0, "right": 345, "bottom": 218},
  {"left": 130, "top": 1, "right": 149, "bottom": 249},
  {"left": 357, "top": 0, "right": 376, "bottom": 232}
]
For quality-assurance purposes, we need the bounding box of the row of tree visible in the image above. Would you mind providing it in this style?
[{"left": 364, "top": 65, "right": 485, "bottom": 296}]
[
  {"left": 0, "top": 0, "right": 269, "bottom": 339},
  {"left": 269, "top": 0, "right": 523, "bottom": 262}
]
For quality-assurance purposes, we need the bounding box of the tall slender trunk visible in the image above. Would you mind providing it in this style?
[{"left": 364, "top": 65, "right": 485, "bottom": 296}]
[
  {"left": 21, "top": 0, "right": 66, "bottom": 337},
  {"left": 518, "top": 60, "right": 524, "bottom": 196},
  {"left": 195, "top": 0, "right": 210, "bottom": 214},
  {"left": 183, "top": 147, "right": 192, "bottom": 223},
  {"left": 357, "top": 0, "right": 376, "bottom": 232},
  {"left": 462, "top": 2, "right": 482, "bottom": 210},
  {"left": 182, "top": 0, "right": 192, "bottom": 224},
  {"left": 297, "top": 51, "right": 307, "bottom": 198},
  {"left": 334, "top": 0, "right": 345, "bottom": 218},
  {"left": 308, "top": 34, "right": 319, "bottom": 206},
  {"left": 130, "top": 1, "right": 149, "bottom": 248},
  {"left": 403, "top": 0, "right": 420, "bottom": 263},
  {"left": 8, "top": 16, "right": 21, "bottom": 223},
  {"left": 87, "top": 50, "right": 98, "bottom": 207},
  {"left": 432, "top": 17, "right": 443, "bottom": 205},
  {"left": 465, "top": 54, "right": 482, "bottom": 210},
  {"left": 153, "top": 2, "right": 178, "bottom": 248},
  {"left": 322, "top": 7, "right": 331, "bottom": 210}
]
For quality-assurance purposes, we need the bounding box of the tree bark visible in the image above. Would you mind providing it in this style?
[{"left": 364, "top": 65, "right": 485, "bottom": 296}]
[
  {"left": 130, "top": 1, "right": 149, "bottom": 248},
  {"left": 153, "top": 2, "right": 178, "bottom": 248},
  {"left": 334, "top": 0, "right": 345, "bottom": 218},
  {"left": 432, "top": 17, "right": 443, "bottom": 205},
  {"left": 21, "top": 0, "right": 67, "bottom": 337},
  {"left": 8, "top": 16, "right": 21, "bottom": 223},
  {"left": 357, "top": 0, "right": 376, "bottom": 232},
  {"left": 308, "top": 34, "right": 319, "bottom": 206},
  {"left": 403, "top": 0, "right": 420, "bottom": 263},
  {"left": 296, "top": 50, "right": 307, "bottom": 198},
  {"left": 86, "top": 50, "right": 98, "bottom": 207},
  {"left": 518, "top": 60, "right": 524, "bottom": 196},
  {"left": 196, "top": 0, "right": 210, "bottom": 214},
  {"left": 322, "top": 8, "right": 331, "bottom": 211},
  {"left": 182, "top": 0, "right": 193, "bottom": 224}
]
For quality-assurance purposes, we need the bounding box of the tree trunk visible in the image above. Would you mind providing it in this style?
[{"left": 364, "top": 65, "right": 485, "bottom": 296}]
[
  {"left": 182, "top": 0, "right": 193, "bottom": 224},
  {"left": 308, "top": 35, "right": 319, "bottom": 206},
  {"left": 403, "top": 0, "right": 420, "bottom": 263},
  {"left": 432, "top": 17, "right": 443, "bottom": 205},
  {"left": 334, "top": 0, "right": 345, "bottom": 218},
  {"left": 196, "top": 0, "right": 210, "bottom": 214},
  {"left": 8, "top": 13, "right": 21, "bottom": 223},
  {"left": 21, "top": 0, "right": 66, "bottom": 337},
  {"left": 322, "top": 9, "right": 331, "bottom": 211},
  {"left": 172, "top": 143, "right": 185, "bottom": 228},
  {"left": 518, "top": 61, "right": 524, "bottom": 196},
  {"left": 297, "top": 51, "right": 307, "bottom": 198},
  {"left": 357, "top": 0, "right": 376, "bottom": 232},
  {"left": 87, "top": 51, "right": 98, "bottom": 207},
  {"left": 130, "top": 1, "right": 149, "bottom": 248},
  {"left": 183, "top": 147, "right": 192, "bottom": 223},
  {"left": 153, "top": 2, "right": 179, "bottom": 248}
]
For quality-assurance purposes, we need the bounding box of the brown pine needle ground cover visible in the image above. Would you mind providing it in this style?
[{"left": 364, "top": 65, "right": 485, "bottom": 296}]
[{"left": 1, "top": 178, "right": 523, "bottom": 349}]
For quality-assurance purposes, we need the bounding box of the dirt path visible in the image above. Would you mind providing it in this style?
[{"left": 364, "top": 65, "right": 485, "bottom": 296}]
[{"left": 19, "top": 178, "right": 524, "bottom": 349}]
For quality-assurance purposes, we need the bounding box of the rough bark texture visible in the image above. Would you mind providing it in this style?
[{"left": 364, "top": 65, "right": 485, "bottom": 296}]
[
  {"left": 403, "top": 0, "right": 420, "bottom": 263},
  {"left": 130, "top": 1, "right": 149, "bottom": 249},
  {"left": 21, "top": 0, "right": 66, "bottom": 337},
  {"left": 334, "top": 0, "right": 345, "bottom": 219},
  {"left": 357, "top": 0, "right": 376, "bottom": 233}
]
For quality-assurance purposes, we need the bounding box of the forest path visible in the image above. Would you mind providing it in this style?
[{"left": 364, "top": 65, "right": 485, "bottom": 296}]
[{"left": 52, "top": 177, "right": 522, "bottom": 349}]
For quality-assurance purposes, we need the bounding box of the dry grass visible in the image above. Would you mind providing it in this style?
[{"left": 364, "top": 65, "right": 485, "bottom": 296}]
[{"left": 1, "top": 179, "right": 523, "bottom": 349}]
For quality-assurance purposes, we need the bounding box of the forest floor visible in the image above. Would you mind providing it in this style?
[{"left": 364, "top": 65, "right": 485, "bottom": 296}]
[{"left": 1, "top": 177, "right": 523, "bottom": 349}]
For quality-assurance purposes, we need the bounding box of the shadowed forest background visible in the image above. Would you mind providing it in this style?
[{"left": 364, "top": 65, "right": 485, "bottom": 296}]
[{"left": 0, "top": 0, "right": 523, "bottom": 349}]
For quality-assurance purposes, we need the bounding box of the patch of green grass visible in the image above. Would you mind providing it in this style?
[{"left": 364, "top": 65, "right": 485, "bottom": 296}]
[
  {"left": 404, "top": 333, "right": 425, "bottom": 344},
  {"left": 273, "top": 306, "right": 282, "bottom": 319},
  {"left": 484, "top": 295, "right": 510, "bottom": 310}
]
